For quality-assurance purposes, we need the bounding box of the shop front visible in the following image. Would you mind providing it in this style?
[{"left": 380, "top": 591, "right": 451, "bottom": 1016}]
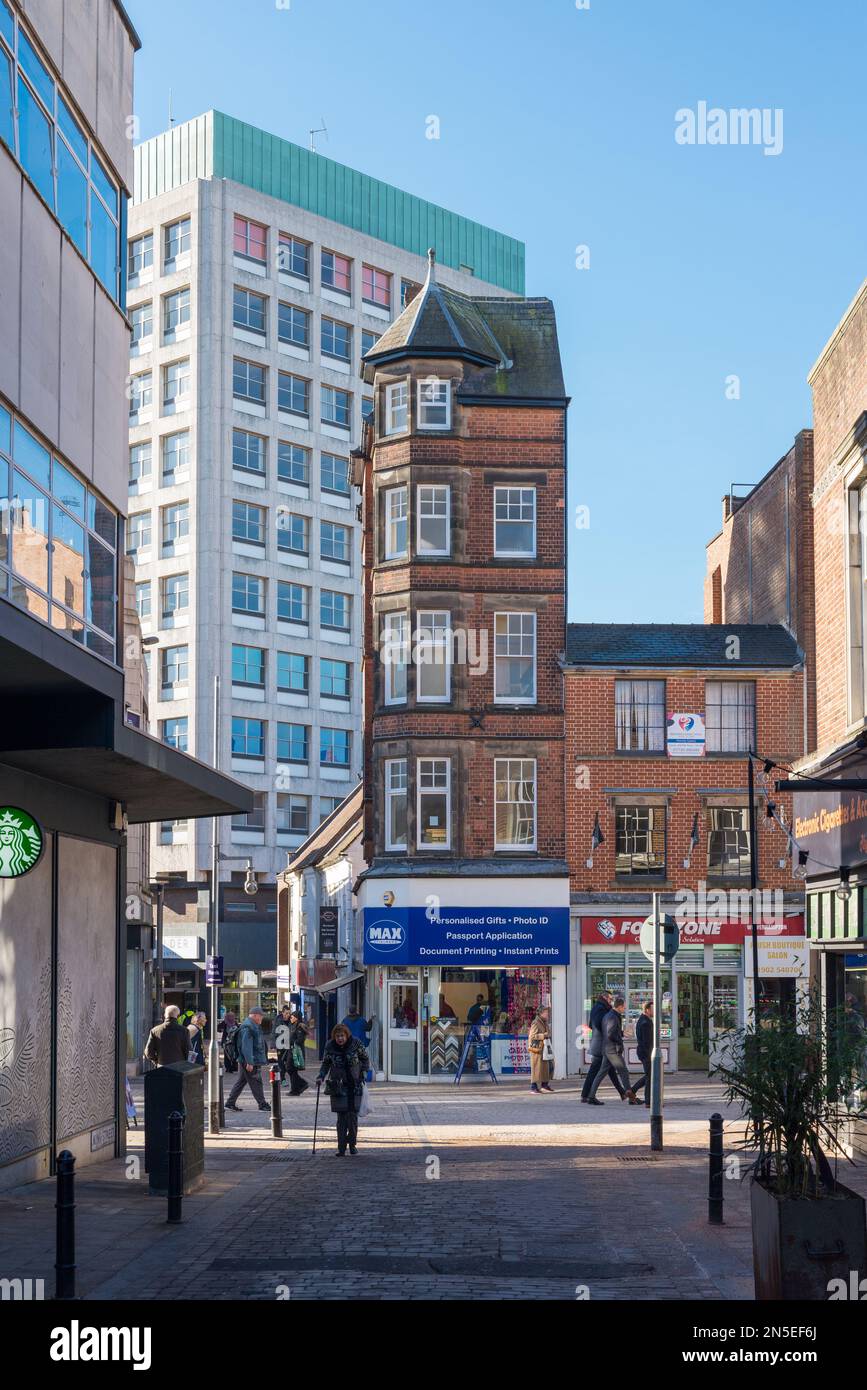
[
  {"left": 359, "top": 876, "right": 570, "bottom": 1082},
  {"left": 575, "top": 912, "right": 807, "bottom": 1074}
]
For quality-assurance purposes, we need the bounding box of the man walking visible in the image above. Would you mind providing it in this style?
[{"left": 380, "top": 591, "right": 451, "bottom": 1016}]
[
  {"left": 587, "top": 996, "right": 638, "bottom": 1105},
  {"left": 144, "top": 1005, "right": 190, "bottom": 1067},
  {"left": 225, "top": 1006, "right": 271, "bottom": 1113},
  {"left": 581, "top": 991, "right": 625, "bottom": 1103},
  {"left": 633, "top": 1000, "right": 653, "bottom": 1107}
]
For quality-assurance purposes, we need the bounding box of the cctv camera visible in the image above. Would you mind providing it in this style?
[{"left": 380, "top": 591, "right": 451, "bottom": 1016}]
[{"left": 243, "top": 868, "right": 258, "bottom": 897}]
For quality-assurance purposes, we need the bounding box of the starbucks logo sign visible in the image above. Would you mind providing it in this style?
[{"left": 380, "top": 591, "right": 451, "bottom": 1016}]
[{"left": 0, "top": 807, "right": 44, "bottom": 878}]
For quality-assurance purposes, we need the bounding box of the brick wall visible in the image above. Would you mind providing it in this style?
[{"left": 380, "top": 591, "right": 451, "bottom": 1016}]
[
  {"left": 808, "top": 280, "right": 867, "bottom": 750},
  {"left": 704, "top": 430, "right": 815, "bottom": 747},
  {"left": 362, "top": 358, "right": 566, "bottom": 864},
  {"left": 564, "top": 668, "right": 804, "bottom": 894}
]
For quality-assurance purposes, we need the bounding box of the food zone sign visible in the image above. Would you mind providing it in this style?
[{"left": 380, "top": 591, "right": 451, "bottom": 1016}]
[{"left": 581, "top": 916, "right": 804, "bottom": 946}]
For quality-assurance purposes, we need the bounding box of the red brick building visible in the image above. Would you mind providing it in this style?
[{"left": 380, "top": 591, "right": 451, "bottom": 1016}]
[
  {"left": 353, "top": 251, "right": 571, "bottom": 1081},
  {"left": 790, "top": 279, "right": 867, "bottom": 1073},
  {"left": 704, "top": 430, "right": 815, "bottom": 749},
  {"left": 563, "top": 624, "right": 806, "bottom": 1075}
]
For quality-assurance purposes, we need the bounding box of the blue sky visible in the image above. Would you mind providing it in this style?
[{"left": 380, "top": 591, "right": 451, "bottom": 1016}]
[{"left": 128, "top": 0, "right": 867, "bottom": 623}]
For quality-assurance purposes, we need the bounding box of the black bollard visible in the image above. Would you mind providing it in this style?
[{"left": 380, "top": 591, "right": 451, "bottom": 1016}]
[
  {"left": 270, "top": 1067, "right": 283, "bottom": 1138},
  {"left": 167, "top": 1110, "right": 184, "bottom": 1223},
  {"left": 54, "top": 1150, "right": 76, "bottom": 1300},
  {"left": 708, "top": 1112, "right": 724, "bottom": 1225}
]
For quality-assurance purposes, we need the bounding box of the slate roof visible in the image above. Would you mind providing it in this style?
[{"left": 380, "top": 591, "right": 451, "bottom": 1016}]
[
  {"left": 362, "top": 251, "right": 566, "bottom": 402},
  {"left": 564, "top": 624, "right": 803, "bottom": 669}
]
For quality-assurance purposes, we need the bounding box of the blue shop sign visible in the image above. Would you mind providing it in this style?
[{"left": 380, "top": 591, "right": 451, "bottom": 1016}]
[{"left": 362, "top": 906, "right": 570, "bottom": 966}]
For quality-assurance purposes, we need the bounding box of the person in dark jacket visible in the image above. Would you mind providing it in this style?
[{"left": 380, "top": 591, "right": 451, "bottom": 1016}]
[
  {"left": 144, "top": 1005, "right": 190, "bottom": 1066},
  {"left": 225, "top": 1008, "right": 271, "bottom": 1113},
  {"left": 632, "top": 1001, "right": 653, "bottom": 1107},
  {"left": 276, "top": 1007, "right": 309, "bottom": 1095},
  {"left": 581, "top": 992, "right": 626, "bottom": 1103},
  {"left": 587, "top": 996, "right": 638, "bottom": 1104},
  {"left": 187, "top": 1011, "right": 207, "bottom": 1066},
  {"left": 218, "top": 1011, "right": 239, "bottom": 1072},
  {"left": 317, "top": 1023, "right": 369, "bottom": 1156}
]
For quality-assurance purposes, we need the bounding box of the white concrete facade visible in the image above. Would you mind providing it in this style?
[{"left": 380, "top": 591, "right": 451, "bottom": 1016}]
[{"left": 127, "top": 153, "right": 512, "bottom": 892}]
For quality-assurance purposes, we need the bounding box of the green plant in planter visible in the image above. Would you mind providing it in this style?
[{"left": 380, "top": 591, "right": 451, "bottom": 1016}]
[{"left": 713, "top": 991, "right": 867, "bottom": 1198}]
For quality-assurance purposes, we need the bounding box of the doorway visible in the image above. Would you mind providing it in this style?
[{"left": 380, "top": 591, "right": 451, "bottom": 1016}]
[
  {"left": 387, "top": 980, "right": 420, "bottom": 1080},
  {"left": 677, "top": 973, "right": 709, "bottom": 1069}
]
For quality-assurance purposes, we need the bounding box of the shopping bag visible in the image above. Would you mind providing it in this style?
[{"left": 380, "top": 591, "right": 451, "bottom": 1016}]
[
  {"left": 291, "top": 1044, "right": 305, "bottom": 1069},
  {"left": 358, "top": 1088, "right": 371, "bottom": 1118},
  {"left": 542, "top": 1037, "right": 555, "bottom": 1062}
]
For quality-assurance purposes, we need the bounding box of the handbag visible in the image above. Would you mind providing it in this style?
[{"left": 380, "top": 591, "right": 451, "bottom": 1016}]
[
  {"left": 542, "top": 1037, "right": 554, "bottom": 1062},
  {"left": 291, "top": 1044, "right": 305, "bottom": 1070}
]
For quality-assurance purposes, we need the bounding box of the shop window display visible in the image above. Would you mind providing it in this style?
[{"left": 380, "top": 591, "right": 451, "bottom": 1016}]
[{"left": 430, "top": 968, "right": 551, "bottom": 1075}]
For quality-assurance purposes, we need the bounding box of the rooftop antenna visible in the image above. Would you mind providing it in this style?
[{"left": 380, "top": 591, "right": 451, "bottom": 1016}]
[{"left": 309, "top": 117, "right": 328, "bottom": 154}]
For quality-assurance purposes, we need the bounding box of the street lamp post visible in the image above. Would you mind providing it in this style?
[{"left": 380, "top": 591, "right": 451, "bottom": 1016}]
[{"left": 208, "top": 675, "right": 222, "bottom": 1134}]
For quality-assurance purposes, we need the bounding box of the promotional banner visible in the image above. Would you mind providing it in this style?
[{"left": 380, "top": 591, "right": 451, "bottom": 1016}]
[
  {"left": 363, "top": 906, "right": 570, "bottom": 966},
  {"left": 581, "top": 914, "right": 804, "bottom": 945},
  {"left": 793, "top": 763, "right": 867, "bottom": 867}
]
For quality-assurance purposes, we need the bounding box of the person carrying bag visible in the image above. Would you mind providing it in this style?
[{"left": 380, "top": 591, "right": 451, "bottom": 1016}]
[{"left": 528, "top": 1006, "right": 555, "bottom": 1094}]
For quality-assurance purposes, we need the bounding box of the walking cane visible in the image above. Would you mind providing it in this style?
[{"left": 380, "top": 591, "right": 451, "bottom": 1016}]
[{"left": 312, "top": 1078, "right": 321, "bottom": 1156}]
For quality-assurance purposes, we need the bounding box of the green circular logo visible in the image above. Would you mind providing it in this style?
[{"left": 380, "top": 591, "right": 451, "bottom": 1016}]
[{"left": 0, "top": 807, "right": 44, "bottom": 878}]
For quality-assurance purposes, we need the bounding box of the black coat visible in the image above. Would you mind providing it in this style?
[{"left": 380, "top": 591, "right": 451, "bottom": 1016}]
[
  {"left": 588, "top": 998, "right": 610, "bottom": 1059},
  {"left": 635, "top": 1013, "right": 653, "bottom": 1061},
  {"left": 601, "top": 1008, "right": 625, "bottom": 1056},
  {"left": 144, "top": 1019, "right": 189, "bottom": 1067},
  {"left": 318, "top": 1037, "right": 369, "bottom": 1113},
  {"left": 277, "top": 1019, "right": 306, "bottom": 1064}
]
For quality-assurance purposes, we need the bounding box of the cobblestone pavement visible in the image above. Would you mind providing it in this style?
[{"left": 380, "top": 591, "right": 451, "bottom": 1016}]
[{"left": 2, "top": 1074, "right": 865, "bottom": 1301}]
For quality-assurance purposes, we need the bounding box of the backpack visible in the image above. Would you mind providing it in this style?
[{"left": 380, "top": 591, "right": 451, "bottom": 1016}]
[{"left": 223, "top": 1024, "right": 243, "bottom": 1067}]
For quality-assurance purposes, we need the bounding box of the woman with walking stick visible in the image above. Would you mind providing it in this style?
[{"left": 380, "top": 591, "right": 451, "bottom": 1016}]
[{"left": 316, "top": 1023, "right": 369, "bottom": 1156}]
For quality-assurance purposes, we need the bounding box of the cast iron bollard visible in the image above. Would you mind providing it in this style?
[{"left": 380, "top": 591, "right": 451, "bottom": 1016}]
[
  {"left": 55, "top": 1150, "right": 76, "bottom": 1300},
  {"left": 167, "top": 1110, "right": 184, "bottom": 1223},
  {"left": 270, "top": 1066, "right": 283, "bottom": 1138},
  {"left": 708, "top": 1112, "right": 724, "bottom": 1225}
]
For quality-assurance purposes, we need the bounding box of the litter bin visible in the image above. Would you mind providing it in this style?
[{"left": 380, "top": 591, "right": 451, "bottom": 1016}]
[{"left": 144, "top": 1061, "right": 205, "bottom": 1195}]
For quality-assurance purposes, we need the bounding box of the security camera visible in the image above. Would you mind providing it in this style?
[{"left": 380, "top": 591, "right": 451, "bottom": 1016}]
[{"left": 243, "top": 865, "right": 258, "bottom": 897}]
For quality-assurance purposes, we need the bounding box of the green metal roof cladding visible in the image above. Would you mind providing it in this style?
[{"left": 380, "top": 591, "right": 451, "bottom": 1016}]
[{"left": 133, "top": 111, "right": 525, "bottom": 295}]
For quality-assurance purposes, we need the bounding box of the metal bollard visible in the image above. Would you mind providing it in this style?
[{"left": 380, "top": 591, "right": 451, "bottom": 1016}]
[
  {"left": 167, "top": 1110, "right": 184, "bottom": 1224},
  {"left": 270, "top": 1066, "right": 283, "bottom": 1138},
  {"left": 708, "top": 1112, "right": 724, "bottom": 1225},
  {"left": 54, "top": 1150, "right": 76, "bottom": 1300},
  {"left": 219, "top": 1066, "right": 226, "bottom": 1129}
]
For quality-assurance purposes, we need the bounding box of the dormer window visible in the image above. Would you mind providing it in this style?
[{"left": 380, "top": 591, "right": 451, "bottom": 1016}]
[
  {"left": 417, "top": 378, "right": 451, "bottom": 430},
  {"left": 385, "top": 382, "right": 408, "bottom": 436}
]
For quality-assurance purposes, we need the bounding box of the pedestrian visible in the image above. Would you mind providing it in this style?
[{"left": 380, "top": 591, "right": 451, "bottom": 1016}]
[
  {"left": 632, "top": 1001, "right": 653, "bottom": 1106},
  {"left": 316, "top": 1022, "right": 369, "bottom": 1156},
  {"left": 187, "top": 1011, "right": 207, "bottom": 1065},
  {"left": 219, "top": 1010, "right": 239, "bottom": 1072},
  {"left": 144, "top": 1005, "right": 190, "bottom": 1067},
  {"left": 341, "top": 1004, "right": 373, "bottom": 1047},
  {"left": 275, "top": 1005, "right": 294, "bottom": 1082},
  {"left": 278, "top": 1007, "right": 309, "bottom": 1095},
  {"left": 527, "top": 1005, "right": 554, "bottom": 1093},
  {"left": 225, "top": 1006, "right": 271, "bottom": 1113},
  {"left": 586, "top": 996, "right": 639, "bottom": 1105},
  {"left": 581, "top": 991, "right": 626, "bottom": 1103}
]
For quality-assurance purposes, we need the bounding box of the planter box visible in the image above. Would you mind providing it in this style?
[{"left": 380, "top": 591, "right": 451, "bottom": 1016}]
[{"left": 751, "top": 1177, "right": 867, "bottom": 1300}]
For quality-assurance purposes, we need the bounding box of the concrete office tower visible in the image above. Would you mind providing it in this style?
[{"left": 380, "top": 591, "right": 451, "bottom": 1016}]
[{"left": 126, "top": 111, "right": 522, "bottom": 989}]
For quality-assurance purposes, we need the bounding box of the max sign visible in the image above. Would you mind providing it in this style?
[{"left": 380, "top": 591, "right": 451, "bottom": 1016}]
[{"left": 363, "top": 906, "right": 570, "bottom": 966}]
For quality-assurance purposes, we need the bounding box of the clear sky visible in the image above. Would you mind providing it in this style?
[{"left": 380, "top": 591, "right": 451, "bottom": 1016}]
[{"left": 127, "top": 0, "right": 867, "bottom": 623}]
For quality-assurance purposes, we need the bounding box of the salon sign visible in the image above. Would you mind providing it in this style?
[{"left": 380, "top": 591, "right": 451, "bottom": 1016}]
[{"left": 0, "top": 807, "right": 44, "bottom": 878}]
